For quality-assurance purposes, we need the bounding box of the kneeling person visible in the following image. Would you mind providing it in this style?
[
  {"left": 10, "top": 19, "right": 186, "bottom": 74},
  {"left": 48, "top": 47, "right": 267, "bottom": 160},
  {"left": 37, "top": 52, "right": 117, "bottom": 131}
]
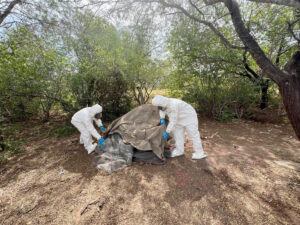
[
  {"left": 71, "top": 104, "right": 106, "bottom": 154},
  {"left": 152, "top": 95, "right": 207, "bottom": 159}
]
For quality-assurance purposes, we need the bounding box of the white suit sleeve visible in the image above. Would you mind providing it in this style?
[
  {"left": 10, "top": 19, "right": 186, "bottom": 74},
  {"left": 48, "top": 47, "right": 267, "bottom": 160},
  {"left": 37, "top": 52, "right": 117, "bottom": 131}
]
[
  {"left": 159, "top": 110, "right": 166, "bottom": 119},
  {"left": 84, "top": 118, "right": 101, "bottom": 140},
  {"left": 166, "top": 103, "right": 179, "bottom": 133},
  {"left": 94, "top": 118, "right": 103, "bottom": 127}
]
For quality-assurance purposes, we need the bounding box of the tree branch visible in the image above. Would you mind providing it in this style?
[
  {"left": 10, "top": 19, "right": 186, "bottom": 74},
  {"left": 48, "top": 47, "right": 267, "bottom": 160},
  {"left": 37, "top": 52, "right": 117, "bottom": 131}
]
[
  {"left": 0, "top": 0, "right": 22, "bottom": 26},
  {"left": 287, "top": 20, "right": 300, "bottom": 42},
  {"left": 188, "top": 0, "right": 205, "bottom": 17},
  {"left": 242, "top": 51, "right": 260, "bottom": 79},
  {"left": 224, "top": 0, "right": 287, "bottom": 84},
  {"left": 204, "top": 0, "right": 223, "bottom": 6},
  {"left": 156, "top": 0, "right": 245, "bottom": 50},
  {"left": 236, "top": 72, "right": 256, "bottom": 82},
  {"left": 247, "top": 0, "right": 300, "bottom": 9}
]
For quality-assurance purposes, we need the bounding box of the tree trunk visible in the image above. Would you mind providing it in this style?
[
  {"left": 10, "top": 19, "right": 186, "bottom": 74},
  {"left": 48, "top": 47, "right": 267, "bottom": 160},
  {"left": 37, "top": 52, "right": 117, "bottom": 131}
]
[
  {"left": 279, "top": 76, "right": 300, "bottom": 139},
  {"left": 137, "top": 87, "right": 145, "bottom": 105},
  {"left": 278, "top": 51, "right": 300, "bottom": 138},
  {"left": 260, "top": 80, "right": 269, "bottom": 110}
]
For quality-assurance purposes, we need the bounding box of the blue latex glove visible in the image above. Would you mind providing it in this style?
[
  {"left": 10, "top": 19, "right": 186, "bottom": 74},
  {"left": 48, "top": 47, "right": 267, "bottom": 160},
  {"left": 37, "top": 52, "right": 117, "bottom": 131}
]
[
  {"left": 160, "top": 118, "right": 165, "bottom": 125},
  {"left": 162, "top": 132, "right": 168, "bottom": 139},
  {"left": 100, "top": 126, "right": 106, "bottom": 132},
  {"left": 99, "top": 138, "right": 105, "bottom": 147}
]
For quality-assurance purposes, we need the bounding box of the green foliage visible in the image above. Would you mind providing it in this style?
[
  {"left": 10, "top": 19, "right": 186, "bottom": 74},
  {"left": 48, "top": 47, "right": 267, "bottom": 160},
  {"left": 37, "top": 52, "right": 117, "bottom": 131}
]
[
  {"left": 166, "top": 16, "right": 259, "bottom": 121},
  {"left": 70, "top": 70, "right": 132, "bottom": 121},
  {"left": 0, "top": 137, "right": 23, "bottom": 164},
  {"left": 48, "top": 123, "right": 77, "bottom": 138},
  {"left": 0, "top": 27, "right": 72, "bottom": 121},
  {"left": 120, "top": 21, "right": 167, "bottom": 105},
  {"left": 166, "top": 5, "right": 297, "bottom": 121},
  {"left": 67, "top": 12, "right": 132, "bottom": 120},
  {"left": 1, "top": 1, "right": 296, "bottom": 125},
  {"left": 168, "top": 71, "right": 259, "bottom": 121},
  {"left": 0, "top": 124, "right": 23, "bottom": 154},
  {"left": 0, "top": 155, "right": 8, "bottom": 164},
  {"left": 4, "top": 139, "right": 23, "bottom": 154}
]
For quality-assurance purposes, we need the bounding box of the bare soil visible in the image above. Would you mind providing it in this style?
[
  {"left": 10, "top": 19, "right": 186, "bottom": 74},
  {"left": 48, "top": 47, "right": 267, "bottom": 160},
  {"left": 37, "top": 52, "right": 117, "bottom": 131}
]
[{"left": 0, "top": 118, "right": 300, "bottom": 225}]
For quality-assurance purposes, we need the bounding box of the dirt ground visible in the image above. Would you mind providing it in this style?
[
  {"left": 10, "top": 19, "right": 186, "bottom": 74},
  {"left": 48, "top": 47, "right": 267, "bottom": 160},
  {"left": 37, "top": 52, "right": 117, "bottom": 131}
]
[{"left": 0, "top": 118, "right": 300, "bottom": 225}]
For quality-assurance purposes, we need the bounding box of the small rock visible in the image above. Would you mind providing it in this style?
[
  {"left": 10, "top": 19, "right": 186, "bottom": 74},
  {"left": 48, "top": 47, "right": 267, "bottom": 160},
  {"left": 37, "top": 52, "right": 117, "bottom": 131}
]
[{"left": 59, "top": 169, "right": 65, "bottom": 175}]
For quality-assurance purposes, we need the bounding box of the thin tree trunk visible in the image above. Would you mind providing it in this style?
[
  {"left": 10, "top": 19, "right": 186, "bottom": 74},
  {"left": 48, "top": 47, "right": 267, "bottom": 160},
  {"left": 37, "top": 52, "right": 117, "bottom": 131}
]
[{"left": 260, "top": 80, "right": 269, "bottom": 110}]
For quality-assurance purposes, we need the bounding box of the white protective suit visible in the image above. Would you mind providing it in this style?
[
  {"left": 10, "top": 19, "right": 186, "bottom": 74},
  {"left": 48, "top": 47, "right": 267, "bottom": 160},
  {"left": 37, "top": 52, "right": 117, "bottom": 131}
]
[
  {"left": 152, "top": 95, "right": 207, "bottom": 159},
  {"left": 71, "top": 104, "right": 103, "bottom": 154}
]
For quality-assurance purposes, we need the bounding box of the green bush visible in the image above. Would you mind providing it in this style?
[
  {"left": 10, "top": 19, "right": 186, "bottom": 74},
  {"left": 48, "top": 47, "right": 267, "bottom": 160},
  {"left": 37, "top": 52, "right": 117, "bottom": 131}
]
[
  {"left": 0, "top": 27, "right": 71, "bottom": 122},
  {"left": 48, "top": 123, "right": 77, "bottom": 138},
  {"left": 0, "top": 137, "right": 23, "bottom": 164},
  {"left": 70, "top": 71, "right": 132, "bottom": 121},
  {"left": 5, "top": 139, "right": 23, "bottom": 154},
  {"left": 168, "top": 73, "right": 260, "bottom": 122},
  {"left": 0, "top": 155, "right": 8, "bottom": 164}
]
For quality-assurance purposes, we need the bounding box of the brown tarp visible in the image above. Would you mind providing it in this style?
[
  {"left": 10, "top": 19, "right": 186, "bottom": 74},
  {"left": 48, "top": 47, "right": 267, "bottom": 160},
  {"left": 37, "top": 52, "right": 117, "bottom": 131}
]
[{"left": 104, "top": 104, "right": 166, "bottom": 159}]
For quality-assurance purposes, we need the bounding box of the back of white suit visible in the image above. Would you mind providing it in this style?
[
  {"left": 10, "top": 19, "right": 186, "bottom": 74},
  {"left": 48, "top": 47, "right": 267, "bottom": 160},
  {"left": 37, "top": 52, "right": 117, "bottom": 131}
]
[{"left": 167, "top": 98, "right": 198, "bottom": 126}]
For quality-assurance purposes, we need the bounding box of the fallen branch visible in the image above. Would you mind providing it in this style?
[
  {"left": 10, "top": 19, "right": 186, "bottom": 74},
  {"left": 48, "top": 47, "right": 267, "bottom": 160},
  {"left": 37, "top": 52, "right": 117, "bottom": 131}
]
[
  {"left": 211, "top": 132, "right": 219, "bottom": 138},
  {"left": 24, "top": 203, "right": 38, "bottom": 214},
  {"left": 80, "top": 199, "right": 104, "bottom": 215}
]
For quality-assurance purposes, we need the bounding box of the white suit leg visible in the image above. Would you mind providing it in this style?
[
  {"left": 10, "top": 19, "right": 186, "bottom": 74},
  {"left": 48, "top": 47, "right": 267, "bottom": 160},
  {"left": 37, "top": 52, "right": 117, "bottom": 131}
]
[
  {"left": 80, "top": 134, "right": 84, "bottom": 144},
  {"left": 71, "top": 120, "right": 95, "bottom": 153},
  {"left": 186, "top": 123, "right": 207, "bottom": 159},
  {"left": 171, "top": 125, "right": 185, "bottom": 157}
]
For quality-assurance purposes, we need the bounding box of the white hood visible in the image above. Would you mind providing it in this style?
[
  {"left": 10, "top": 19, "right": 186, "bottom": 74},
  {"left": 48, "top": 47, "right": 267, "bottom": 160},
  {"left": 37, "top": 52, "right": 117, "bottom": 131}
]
[
  {"left": 152, "top": 95, "right": 170, "bottom": 108},
  {"left": 89, "top": 104, "right": 103, "bottom": 117}
]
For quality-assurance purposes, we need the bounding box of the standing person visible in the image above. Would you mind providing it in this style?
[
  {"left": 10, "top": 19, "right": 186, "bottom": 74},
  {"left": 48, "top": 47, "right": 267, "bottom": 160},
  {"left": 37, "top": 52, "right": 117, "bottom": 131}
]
[
  {"left": 71, "top": 104, "right": 106, "bottom": 154},
  {"left": 152, "top": 95, "right": 207, "bottom": 159}
]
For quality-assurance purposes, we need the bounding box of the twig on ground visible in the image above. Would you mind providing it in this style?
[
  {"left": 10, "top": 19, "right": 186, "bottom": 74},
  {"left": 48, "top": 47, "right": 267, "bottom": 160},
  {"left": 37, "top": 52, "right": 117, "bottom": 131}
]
[
  {"left": 24, "top": 204, "right": 38, "bottom": 214},
  {"left": 211, "top": 132, "right": 218, "bottom": 138},
  {"left": 81, "top": 199, "right": 104, "bottom": 215}
]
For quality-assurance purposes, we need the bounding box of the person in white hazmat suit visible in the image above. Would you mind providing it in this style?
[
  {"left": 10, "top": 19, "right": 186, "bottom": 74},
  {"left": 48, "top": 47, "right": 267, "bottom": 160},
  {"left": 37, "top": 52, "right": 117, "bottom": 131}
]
[
  {"left": 71, "top": 104, "right": 106, "bottom": 154},
  {"left": 152, "top": 95, "right": 207, "bottom": 159}
]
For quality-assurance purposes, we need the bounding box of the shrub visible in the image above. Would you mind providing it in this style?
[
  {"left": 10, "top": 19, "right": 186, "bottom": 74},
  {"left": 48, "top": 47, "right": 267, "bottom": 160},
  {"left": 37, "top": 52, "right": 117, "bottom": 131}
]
[
  {"left": 70, "top": 71, "right": 132, "bottom": 121},
  {"left": 48, "top": 123, "right": 77, "bottom": 138},
  {"left": 168, "top": 73, "right": 260, "bottom": 122}
]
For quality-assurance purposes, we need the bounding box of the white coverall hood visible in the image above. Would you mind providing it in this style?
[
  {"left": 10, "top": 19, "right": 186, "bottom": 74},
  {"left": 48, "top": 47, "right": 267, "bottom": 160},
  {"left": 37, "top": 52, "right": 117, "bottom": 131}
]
[
  {"left": 152, "top": 95, "right": 170, "bottom": 108},
  {"left": 89, "top": 104, "right": 102, "bottom": 117}
]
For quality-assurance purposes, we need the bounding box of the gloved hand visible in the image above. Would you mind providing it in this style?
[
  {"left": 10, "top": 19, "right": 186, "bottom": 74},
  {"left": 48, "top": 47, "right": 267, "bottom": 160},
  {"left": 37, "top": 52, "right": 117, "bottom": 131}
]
[
  {"left": 99, "top": 138, "right": 105, "bottom": 147},
  {"left": 100, "top": 126, "right": 106, "bottom": 132},
  {"left": 162, "top": 132, "right": 168, "bottom": 139},
  {"left": 160, "top": 118, "right": 165, "bottom": 125}
]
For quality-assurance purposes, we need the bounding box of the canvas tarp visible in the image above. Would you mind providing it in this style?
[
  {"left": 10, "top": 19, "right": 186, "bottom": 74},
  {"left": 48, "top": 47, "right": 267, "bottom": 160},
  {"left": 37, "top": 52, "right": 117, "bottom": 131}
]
[
  {"left": 93, "top": 104, "right": 168, "bottom": 173},
  {"left": 105, "top": 104, "right": 166, "bottom": 159}
]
